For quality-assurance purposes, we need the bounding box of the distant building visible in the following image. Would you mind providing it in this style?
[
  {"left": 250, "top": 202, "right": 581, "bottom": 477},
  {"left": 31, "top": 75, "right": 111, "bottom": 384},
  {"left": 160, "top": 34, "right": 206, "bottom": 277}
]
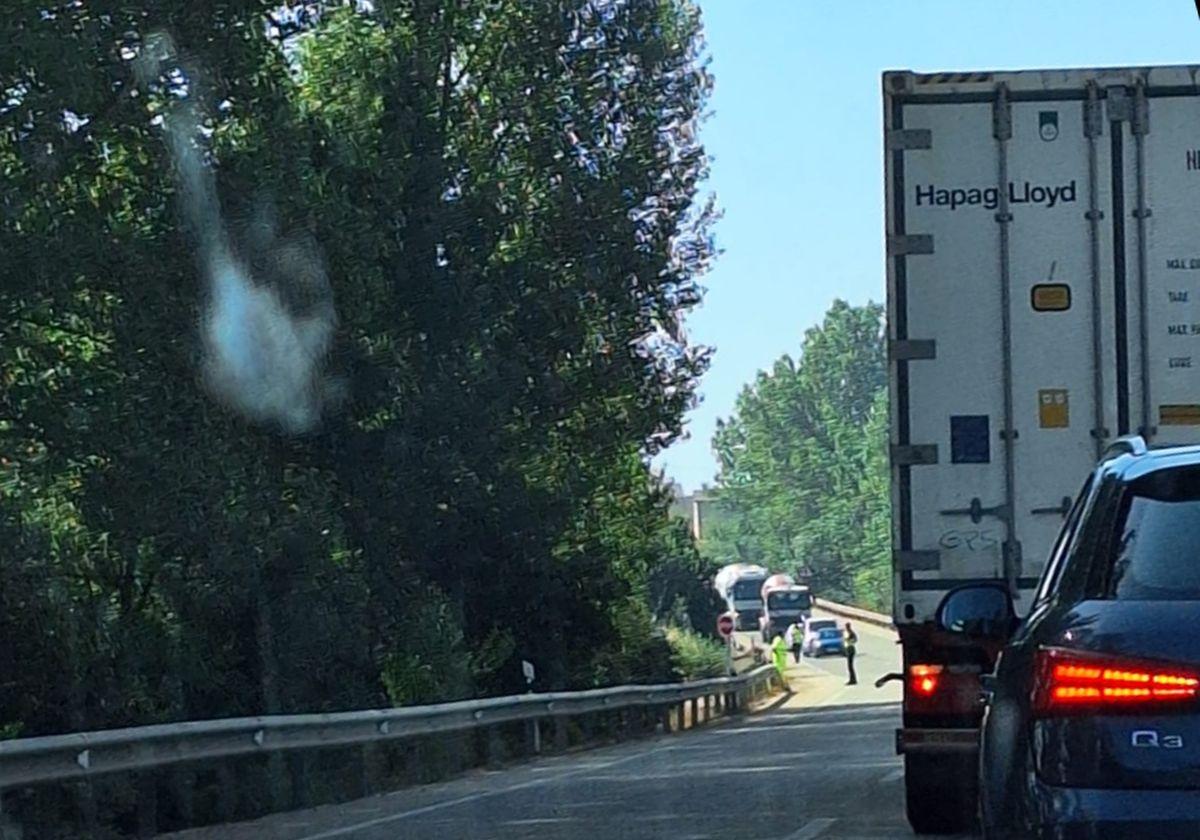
[{"left": 669, "top": 487, "right": 730, "bottom": 542}]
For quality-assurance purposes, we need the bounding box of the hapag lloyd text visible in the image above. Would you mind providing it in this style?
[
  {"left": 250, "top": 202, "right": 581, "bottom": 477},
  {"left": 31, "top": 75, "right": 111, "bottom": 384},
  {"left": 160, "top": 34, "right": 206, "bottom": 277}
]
[{"left": 915, "top": 180, "right": 1077, "bottom": 211}]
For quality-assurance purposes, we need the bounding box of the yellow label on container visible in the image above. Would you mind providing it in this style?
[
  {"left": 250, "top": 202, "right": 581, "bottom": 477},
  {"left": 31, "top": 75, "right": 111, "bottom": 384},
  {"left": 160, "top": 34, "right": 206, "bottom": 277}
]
[
  {"left": 1039, "top": 389, "right": 1069, "bottom": 428},
  {"left": 1160, "top": 404, "right": 1200, "bottom": 426},
  {"left": 1032, "top": 284, "right": 1071, "bottom": 312}
]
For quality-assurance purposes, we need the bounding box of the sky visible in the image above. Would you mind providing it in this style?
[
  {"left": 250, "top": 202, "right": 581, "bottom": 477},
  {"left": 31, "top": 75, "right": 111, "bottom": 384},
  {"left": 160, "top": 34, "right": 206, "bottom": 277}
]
[{"left": 654, "top": 0, "right": 1200, "bottom": 492}]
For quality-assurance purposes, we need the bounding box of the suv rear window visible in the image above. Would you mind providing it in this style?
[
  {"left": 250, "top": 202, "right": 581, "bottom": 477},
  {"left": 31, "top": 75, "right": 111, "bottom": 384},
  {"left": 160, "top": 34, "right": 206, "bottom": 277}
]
[{"left": 1109, "top": 467, "right": 1200, "bottom": 600}]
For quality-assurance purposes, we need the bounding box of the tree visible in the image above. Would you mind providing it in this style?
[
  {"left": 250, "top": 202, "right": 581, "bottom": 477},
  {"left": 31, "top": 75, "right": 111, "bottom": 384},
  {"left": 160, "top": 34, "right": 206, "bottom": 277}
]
[
  {"left": 1, "top": 0, "right": 716, "bottom": 758},
  {"left": 707, "top": 300, "right": 891, "bottom": 609}
]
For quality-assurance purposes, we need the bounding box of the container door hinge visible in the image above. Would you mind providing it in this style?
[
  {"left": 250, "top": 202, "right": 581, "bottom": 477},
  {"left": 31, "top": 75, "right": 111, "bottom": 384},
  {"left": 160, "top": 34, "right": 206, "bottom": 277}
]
[
  {"left": 1132, "top": 82, "right": 1149, "bottom": 136},
  {"left": 886, "top": 128, "right": 932, "bottom": 151},
  {"left": 889, "top": 339, "right": 937, "bottom": 361},
  {"left": 1031, "top": 496, "right": 1073, "bottom": 518},
  {"left": 1107, "top": 86, "right": 1132, "bottom": 123},
  {"left": 992, "top": 84, "right": 1012, "bottom": 141},
  {"left": 892, "top": 444, "right": 938, "bottom": 466},
  {"left": 887, "top": 234, "right": 933, "bottom": 256},
  {"left": 1083, "top": 85, "right": 1104, "bottom": 138},
  {"left": 940, "top": 497, "right": 1008, "bottom": 523}
]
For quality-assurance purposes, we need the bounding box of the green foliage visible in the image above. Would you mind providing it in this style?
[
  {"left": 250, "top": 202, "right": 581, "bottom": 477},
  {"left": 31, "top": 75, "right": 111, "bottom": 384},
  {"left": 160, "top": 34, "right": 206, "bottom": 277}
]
[
  {"left": 647, "top": 518, "right": 724, "bottom": 632},
  {"left": 379, "top": 587, "right": 516, "bottom": 706},
  {"left": 708, "top": 301, "right": 891, "bottom": 610},
  {"left": 664, "top": 625, "right": 725, "bottom": 680},
  {"left": 587, "top": 597, "right": 676, "bottom": 686},
  {"left": 0, "top": 0, "right": 717, "bottom": 767}
]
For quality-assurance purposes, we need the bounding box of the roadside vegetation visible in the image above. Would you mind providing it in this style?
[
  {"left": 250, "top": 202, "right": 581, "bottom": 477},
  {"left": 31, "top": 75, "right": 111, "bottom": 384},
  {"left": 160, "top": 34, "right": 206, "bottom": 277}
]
[
  {"left": 664, "top": 625, "right": 727, "bottom": 680},
  {"left": 0, "top": 0, "right": 718, "bottom": 752}
]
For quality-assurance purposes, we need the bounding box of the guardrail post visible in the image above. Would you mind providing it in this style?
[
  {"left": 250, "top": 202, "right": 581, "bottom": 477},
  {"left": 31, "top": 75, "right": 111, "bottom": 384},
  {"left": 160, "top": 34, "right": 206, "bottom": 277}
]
[
  {"left": 703, "top": 694, "right": 711, "bottom": 723},
  {"left": 658, "top": 704, "right": 671, "bottom": 734},
  {"left": 290, "top": 753, "right": 315, "bottom": 809},
  {"left": 171, "top": 766, "right": 195, "bottom": 827},
  {"left": 267, "top": 754, "right": 289, "bottom": 813},
  {"left": 215, "top": 764, "right": 238, "bottom": 822},
  {"left": 361, "top": 743, "right": 386, "bottom": 796},
  {"left": 399, "top": 737, "right": 422, "bottom": 784},
  {"left": 76, "top": 780, "right": 99, "bottom": 836},
  {"left": 486, "top": 725, "right": 505, "bottom": 769},
  {"left": 0, "top": 791, "right": 10, "bottom": 836},
  {"left": 527, "top": 717, "right": 542, "bottom": 755},
  {"left": 689, "top": 698, "right": 699, "bottom": 729},
  {"left": 136, "top": 770, "right": 158, "bottom": 838}
]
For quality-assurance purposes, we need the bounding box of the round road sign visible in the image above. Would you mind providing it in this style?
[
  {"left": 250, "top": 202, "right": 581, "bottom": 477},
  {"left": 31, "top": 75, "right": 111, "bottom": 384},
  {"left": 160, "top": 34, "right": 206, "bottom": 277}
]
[{"left": 717, "top": 613, "right": 735, "bottom": 639}]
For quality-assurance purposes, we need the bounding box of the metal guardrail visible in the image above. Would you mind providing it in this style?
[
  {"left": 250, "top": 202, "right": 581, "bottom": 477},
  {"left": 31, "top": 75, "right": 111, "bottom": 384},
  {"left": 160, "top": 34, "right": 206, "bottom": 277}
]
[
  {"left": 813, "top": 597, "right": 895, "bottom": 630},
  {"left": 0, "top": 665, "right": 782, "bottom": 790}
]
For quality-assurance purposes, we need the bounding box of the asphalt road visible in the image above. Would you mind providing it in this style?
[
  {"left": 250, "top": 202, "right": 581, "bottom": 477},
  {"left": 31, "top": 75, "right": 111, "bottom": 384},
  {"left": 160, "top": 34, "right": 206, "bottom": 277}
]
[
  {"left": 168, "top": 702, "right": 975, "bottom": 840},
  {"left": 168, "top": 614, "right": 977, "bottom": 839},
  {"left": 733, "top": 609, "right": 904, "bottom": 708}
]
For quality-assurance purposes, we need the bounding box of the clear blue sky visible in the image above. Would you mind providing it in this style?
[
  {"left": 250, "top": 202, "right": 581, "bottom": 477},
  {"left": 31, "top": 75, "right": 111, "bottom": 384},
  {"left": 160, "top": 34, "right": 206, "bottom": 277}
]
[{"left": 655, "top": 0, "right": 1200, "bottom": 492}]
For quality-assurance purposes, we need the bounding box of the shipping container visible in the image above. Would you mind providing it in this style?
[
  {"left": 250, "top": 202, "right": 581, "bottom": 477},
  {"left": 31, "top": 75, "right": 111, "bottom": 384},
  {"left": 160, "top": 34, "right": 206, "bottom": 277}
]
[{"left": 883, "top": 64, "right": 1200, "bottom": 834}]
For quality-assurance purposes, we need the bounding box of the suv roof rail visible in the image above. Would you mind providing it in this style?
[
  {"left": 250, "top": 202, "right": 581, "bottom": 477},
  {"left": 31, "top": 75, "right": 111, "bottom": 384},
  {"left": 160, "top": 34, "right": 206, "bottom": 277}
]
[{"left": 1103, "top": 435, "right": 1148, "bottom": 460}]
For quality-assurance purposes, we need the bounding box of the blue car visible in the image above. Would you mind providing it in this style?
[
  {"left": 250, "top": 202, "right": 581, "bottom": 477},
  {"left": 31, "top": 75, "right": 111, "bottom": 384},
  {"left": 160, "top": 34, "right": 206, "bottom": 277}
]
[{"left": 802, "top": 618, "right": 844, "bottom": 657}]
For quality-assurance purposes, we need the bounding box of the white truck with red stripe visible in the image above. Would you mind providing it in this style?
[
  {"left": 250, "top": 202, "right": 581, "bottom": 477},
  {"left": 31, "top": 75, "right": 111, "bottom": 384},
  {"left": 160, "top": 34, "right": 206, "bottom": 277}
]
[{"left": 883, "top": 64, "right": 1200, "bottom": 834}]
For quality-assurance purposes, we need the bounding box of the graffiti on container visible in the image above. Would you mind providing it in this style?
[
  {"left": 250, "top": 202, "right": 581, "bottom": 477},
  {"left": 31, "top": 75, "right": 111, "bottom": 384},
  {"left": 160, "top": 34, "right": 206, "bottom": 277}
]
[{"left": 938, "top": 529, "right": 1000, "bottom": 552}]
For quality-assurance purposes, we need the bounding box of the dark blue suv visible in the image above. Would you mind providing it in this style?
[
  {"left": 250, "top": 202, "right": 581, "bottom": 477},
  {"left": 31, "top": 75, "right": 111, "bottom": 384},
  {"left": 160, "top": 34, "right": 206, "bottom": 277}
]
[{"left": 935, "top": 437, "right": 1200, "bottom": 840}]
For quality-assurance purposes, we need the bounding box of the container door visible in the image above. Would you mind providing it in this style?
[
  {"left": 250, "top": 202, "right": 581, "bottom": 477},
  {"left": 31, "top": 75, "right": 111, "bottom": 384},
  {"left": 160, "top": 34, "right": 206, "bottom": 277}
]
[
  {"left": 890, "top": 89, "right": 1115, "bottom": 623},
  {"left": 1005, "top": 96, "right": 1114, "bottom": 611},
  {"left": 1120, "top": 89, "right": 1200, "bottom": 446}
]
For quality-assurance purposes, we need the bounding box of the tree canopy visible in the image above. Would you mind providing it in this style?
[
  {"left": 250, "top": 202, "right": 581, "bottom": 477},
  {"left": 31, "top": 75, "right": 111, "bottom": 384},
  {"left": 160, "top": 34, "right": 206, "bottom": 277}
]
[
  {"left": 1, "top": 0, "right": 717, "bottom": 756},
  {"left": 706, "top": 300, "right": 891, "bottom": 610}
]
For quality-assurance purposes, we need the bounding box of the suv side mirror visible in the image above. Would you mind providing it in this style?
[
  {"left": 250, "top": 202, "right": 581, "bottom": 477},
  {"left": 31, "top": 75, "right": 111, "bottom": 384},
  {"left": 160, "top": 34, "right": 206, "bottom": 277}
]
[{"left": 935, "top": 583, "right": 1016, "bottom": 640}]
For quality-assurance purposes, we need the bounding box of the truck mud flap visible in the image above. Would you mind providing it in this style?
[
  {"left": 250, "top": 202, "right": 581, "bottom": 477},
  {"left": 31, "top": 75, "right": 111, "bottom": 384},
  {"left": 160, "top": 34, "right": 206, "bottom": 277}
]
[{"left": 896, "top": 727, "right": 979, "bottom": 755}]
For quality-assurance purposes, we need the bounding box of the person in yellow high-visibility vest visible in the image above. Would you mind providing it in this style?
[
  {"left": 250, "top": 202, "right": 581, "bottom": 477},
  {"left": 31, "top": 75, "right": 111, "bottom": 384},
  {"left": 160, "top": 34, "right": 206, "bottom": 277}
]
[{"left": 771, "top": 633, "right": 789, "bottom": 683}]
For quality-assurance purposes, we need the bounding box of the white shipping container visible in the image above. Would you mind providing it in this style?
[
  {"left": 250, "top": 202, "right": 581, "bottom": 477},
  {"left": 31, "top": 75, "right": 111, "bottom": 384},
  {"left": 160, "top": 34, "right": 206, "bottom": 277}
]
[{"left": 884, "top": 66, "right": 1200, "bottom": 625}]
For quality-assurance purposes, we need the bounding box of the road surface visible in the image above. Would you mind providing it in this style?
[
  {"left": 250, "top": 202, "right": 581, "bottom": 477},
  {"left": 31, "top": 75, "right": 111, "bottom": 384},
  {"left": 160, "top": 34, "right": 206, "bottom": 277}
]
[
  {"left": 733, "top": 609, "right": 903, "bottom": 708},
  {"left": 168, "top": 615, "right": 975, "bottom": 839}
]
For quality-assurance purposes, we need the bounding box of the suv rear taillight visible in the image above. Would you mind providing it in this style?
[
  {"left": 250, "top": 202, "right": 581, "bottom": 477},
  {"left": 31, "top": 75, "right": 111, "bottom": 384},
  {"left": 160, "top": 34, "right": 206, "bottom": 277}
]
[{"left": 1032, "top": 647, "right": 1200, "bottom": 715}]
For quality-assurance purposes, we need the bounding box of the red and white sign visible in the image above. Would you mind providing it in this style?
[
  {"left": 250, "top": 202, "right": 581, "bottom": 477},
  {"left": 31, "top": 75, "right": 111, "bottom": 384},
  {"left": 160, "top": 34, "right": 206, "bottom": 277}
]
[{"left": 717, "top": 613, "right": 735, "bottom": 639}]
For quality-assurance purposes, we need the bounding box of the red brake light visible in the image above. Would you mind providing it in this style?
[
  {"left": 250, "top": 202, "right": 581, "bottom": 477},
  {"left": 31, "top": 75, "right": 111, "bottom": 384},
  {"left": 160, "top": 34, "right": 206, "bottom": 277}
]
[
  {"left": 909, "top": 664, "right": 942, "bottom": 697},
  {"left": 1033, "top": 648, "right": 1200, "bottom": 715}
]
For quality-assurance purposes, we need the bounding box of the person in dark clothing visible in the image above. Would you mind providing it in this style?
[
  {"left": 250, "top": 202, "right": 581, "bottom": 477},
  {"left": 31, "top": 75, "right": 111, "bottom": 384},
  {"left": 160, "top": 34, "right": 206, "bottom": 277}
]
[{"left": 843, "top": 622, "right": 858, "bottom": 685}]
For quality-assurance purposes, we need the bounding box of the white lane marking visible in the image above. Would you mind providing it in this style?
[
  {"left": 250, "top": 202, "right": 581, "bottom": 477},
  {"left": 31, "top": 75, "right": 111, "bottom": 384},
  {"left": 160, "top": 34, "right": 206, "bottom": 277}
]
[
  {"left": 713, "top": 717, "right": 891, "bottom": 735},
  {"left": 784, "top": 817, "right": 837, "bottom": 839},
  {"left": 296, "top": 744, "right": 676, "bottom": 839},
  {"left": 502, "top": 817, "right": 577, "bottom": 825},
  {"left": 880, "top": 767, "right": 905, "bottom": 784},
  {"left": 765, "top": 703, "right": 900, "bottom": 717},
  {"left": 756, "top": 709, "right": 898, "bottom": 725},
  {"left": 585, "top": 764, "right": 798, "bottom": 783}
]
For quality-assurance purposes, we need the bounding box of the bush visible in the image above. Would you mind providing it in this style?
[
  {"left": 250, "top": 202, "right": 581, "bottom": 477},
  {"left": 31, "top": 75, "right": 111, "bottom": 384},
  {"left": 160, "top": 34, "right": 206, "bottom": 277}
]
[
  {"left": 665, "top": 626, "right": 726, "bottom": 680},
  {"left": 587, "top": 598, "right": 676, "bottom": 686},
  {"left": 379, "top": 586, "right": 515, "bottom": 706}
]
